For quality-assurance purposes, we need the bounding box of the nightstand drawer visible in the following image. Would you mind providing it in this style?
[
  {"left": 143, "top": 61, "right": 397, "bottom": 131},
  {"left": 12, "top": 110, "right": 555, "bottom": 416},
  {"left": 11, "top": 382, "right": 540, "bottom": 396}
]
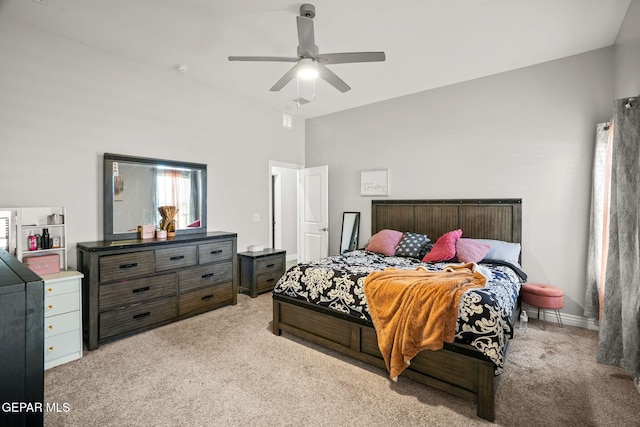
[
  {"left": 99, "top": 273, "right": 177, "bottom": 310},
  {"left": 256, "top": 271, "right": 282, "bottom": 294},
  {"left": 178, "top": 262, "right": 233, "bottom": 293},
  {"left": 100, "top": 296, "right": 178, "bottom": 339},
  {"left": 179, "top": 282, "right": 233, "bottom": 317},
  {"left": 45, "top": 292, "right": 80, "bottom": 317},
  {"left": 155, "top": 246, "right": 197, "bottom": 271},
  {"left": 256, "top": 256, "right": 284, "bottom": 275},
  {"left": 99, "top": 251, "right": 155, "bottom": 283},
  {"left": 198, "top": 241, "right": 233, "bottom": 264}
]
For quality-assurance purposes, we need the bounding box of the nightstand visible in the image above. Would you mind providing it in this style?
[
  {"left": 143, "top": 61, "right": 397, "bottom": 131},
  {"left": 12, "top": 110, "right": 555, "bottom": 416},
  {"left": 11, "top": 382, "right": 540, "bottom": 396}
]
[{"left": 238, "top": 249, "right": 286, "bottom": 298}]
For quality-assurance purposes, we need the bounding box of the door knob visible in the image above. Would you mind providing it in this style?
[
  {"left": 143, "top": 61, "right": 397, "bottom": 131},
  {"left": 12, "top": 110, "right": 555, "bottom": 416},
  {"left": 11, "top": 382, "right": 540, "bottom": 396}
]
[{"left": 320, "top": 227, "right": 328, "bottom": 232}]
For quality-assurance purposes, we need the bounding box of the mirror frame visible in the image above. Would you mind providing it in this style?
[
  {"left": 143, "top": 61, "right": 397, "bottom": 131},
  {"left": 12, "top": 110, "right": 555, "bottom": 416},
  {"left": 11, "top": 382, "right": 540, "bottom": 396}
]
[
  {"left": 339, "top": 212, "right": 360, "bottom": 254},
  {"left": 103, "top": 153, "right": 207, "bottom": 241}
]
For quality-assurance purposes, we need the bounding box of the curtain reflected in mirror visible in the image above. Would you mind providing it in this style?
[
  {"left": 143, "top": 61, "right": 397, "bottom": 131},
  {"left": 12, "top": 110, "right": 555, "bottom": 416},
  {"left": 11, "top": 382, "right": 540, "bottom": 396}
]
[{"left": 340, "top": 212, "right": 360, "bottom": 254}]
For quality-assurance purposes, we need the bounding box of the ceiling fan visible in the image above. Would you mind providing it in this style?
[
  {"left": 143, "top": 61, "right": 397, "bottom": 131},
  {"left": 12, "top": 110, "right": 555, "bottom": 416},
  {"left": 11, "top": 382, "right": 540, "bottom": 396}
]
[{"left": 228, "top": 3, "right": 385, "bottom": 93}]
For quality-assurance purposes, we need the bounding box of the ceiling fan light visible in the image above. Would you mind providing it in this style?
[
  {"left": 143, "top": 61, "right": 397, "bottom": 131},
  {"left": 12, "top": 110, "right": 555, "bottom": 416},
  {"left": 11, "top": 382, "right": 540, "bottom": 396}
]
[{"left": 297, "top": 58, "right": 319, "bottom": 80}]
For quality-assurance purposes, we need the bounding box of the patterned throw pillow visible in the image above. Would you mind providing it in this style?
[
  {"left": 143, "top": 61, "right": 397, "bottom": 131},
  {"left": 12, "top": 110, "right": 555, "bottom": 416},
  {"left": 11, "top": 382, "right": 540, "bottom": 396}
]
[
  {"left": 394, "top": 232, "right": 430, "bottom": 258},
  {"left": 422, "top": 229, "right": 463, "bottom": 262}
]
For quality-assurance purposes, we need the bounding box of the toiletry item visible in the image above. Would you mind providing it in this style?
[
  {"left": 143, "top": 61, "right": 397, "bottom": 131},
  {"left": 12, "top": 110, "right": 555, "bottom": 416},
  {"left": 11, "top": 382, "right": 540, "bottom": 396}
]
[
  {"left": 52, "top": 235, "right": 61, "bottom": 248},
  {"left": 28, "top": 232, "right": 37, "bottom": 251},
  {"left": 42, "top": 228, "right": 51, "bottom": 250}
]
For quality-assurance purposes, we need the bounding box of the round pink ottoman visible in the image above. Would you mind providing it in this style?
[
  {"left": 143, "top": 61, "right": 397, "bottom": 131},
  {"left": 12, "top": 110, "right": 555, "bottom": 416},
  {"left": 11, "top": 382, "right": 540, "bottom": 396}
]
[{"left": 522, "top": 283, "right": 564, "bottom": 327}]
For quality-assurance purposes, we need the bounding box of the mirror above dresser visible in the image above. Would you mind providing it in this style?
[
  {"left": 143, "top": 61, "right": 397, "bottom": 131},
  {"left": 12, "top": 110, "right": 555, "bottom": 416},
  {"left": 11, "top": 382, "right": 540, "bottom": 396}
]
[{"left": 103, "top": 153, "right": 207, "bottom": 240}]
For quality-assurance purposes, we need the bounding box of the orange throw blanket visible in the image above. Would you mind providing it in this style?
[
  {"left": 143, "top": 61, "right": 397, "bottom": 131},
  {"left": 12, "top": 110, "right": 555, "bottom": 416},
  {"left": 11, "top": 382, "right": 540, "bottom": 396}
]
[{"left": 363, "top": 264, "right": 487, "bottom": 381}]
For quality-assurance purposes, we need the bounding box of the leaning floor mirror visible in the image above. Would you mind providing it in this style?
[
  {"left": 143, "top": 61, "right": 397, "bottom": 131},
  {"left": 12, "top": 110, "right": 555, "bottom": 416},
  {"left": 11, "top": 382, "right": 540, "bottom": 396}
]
[{"left": 340, "top": 212, "right": 360, "bottom": 254}]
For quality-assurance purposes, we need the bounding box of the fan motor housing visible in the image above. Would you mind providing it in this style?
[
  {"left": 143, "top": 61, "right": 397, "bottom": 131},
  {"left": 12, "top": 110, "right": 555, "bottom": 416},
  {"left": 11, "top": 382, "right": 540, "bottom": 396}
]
[{"left": 300, "top": 4, "right": 315, "bottom": 19}]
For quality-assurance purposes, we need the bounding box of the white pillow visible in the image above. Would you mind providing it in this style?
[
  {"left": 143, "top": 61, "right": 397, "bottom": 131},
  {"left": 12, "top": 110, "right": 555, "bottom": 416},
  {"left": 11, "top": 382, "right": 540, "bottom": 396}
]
[{"left": 475, "top": 239, "right": 521, "bottom": 266}]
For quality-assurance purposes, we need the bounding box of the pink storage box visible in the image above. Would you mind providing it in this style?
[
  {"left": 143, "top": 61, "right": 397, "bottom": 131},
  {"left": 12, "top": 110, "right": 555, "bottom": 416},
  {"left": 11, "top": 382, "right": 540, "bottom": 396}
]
[{"left": 23, "top": 253, "right": 60, "bottom": 276}]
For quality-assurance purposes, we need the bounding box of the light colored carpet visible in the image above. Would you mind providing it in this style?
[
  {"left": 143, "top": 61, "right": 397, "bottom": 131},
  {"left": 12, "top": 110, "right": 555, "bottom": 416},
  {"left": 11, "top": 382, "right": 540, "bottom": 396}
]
[{"left": 44, "top": 293, "right": 640, "bottom": 426}]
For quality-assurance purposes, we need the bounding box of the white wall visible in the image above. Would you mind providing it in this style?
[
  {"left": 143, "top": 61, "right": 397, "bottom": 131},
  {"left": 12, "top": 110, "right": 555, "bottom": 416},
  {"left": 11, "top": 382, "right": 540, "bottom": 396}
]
[
  {"left": 0, "top": 19, "right": 305, "bottom": 267},
  {"left": 305, "top": 48, "right": 615, "bottom": 318}
]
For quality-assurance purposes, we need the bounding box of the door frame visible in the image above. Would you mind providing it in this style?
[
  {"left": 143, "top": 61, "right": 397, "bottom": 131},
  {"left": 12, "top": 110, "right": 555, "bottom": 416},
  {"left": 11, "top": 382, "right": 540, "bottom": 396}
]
[{"left": 268, "top": 161, "right": 303, "bottom": 262}]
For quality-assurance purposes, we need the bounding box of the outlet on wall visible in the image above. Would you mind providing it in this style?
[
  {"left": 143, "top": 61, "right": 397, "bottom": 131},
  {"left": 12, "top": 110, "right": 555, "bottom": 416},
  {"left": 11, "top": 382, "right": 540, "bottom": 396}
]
[{"left": 252, "top": 213, "right": 260, "bottom": 222}]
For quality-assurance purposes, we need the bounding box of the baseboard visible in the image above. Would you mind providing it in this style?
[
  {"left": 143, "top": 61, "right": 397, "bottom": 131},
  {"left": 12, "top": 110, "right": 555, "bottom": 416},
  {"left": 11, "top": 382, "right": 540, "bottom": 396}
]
[
  {"left": 286, "top": 254, "right": 297, "bottom": 262},
  {"left": 526, "top": 308, "right": 599, "bottom": 331}
]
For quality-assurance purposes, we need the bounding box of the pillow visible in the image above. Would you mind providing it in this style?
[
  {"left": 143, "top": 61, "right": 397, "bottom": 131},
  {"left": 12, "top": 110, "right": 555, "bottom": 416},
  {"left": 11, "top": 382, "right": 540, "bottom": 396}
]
[
  {"left": 422, "top": 229, "right": 462, "bottom": 262},
  {"left": 395, "top": 232, "right": 430, "bottom": 258},
  {"left": 365, "top": 229, "right": 404, "bottom": 256},
  {"left": 455, "top": 238, "right": 491, "bottom": 263},
  {"left": 419, "top": 243, "right": 434, "bottom": 259},
  {"left": 475, "top": 239, "right": 521, "bottom": 265}
]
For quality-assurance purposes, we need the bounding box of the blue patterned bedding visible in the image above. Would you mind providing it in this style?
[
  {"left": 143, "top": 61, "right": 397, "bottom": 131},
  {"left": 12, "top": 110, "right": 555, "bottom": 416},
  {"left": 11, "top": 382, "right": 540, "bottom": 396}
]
[{"left": 273, "top": 250, "right": 526, "bottom": 373}]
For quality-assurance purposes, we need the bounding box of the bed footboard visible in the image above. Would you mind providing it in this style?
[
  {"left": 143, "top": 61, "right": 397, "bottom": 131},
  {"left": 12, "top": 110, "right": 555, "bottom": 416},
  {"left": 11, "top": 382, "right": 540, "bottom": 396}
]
[{"left": 272, "top": 296, "right": 497, "bottom": 421}]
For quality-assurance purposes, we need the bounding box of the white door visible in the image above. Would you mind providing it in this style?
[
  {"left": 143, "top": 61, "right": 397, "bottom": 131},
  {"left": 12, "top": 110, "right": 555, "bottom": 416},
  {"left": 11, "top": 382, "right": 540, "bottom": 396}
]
[{"left": 298, "top": 165, "right": 329, "bottom": 262}]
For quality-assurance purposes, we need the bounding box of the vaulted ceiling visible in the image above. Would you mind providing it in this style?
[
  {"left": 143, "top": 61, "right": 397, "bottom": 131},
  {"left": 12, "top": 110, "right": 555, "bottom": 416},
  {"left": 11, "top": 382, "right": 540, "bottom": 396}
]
[{"left": 1, "top": 0, "right": 631, "bottom": 118}]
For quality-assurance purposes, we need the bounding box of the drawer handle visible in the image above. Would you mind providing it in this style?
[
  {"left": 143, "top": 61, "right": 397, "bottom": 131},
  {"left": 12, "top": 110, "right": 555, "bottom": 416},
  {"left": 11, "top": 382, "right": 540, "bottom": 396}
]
[
  {"left": 47, "top": 304, "right": 53, "bottom": 310},
  {"left": 210, "top": 249, "right": 223, "bottom": 254},
  {"left": 266, "top": 263, "right": 275, "bottom": 268},
  {"left": 119, "top": 262, "right": 138, "bottom": 269},
  {"left": 47, "top": 325, "right": 54, "bottom": 331},
  {"left": 133, "top": 311, "right": 151, "bottom": 319},
  {"left": 132, "top": 286, "right": 150, "bottom": 294},
  {"left": 48, "top": 346, "right": 54, "bottom": 352},
  {"left": 266, "top": 278, "right": 275, "bottom": 283},
  {"left": 201, "top": 294, "right": 214, "bottom": 301},
  {"left": 170, "top": 255, "right": 185, "bottom": 261},
  {"left": 47, "top": 287, "right": 53, "bottom": 293},
  {"left": 201, "top": 273, "right": 214, "bottom": 279}
]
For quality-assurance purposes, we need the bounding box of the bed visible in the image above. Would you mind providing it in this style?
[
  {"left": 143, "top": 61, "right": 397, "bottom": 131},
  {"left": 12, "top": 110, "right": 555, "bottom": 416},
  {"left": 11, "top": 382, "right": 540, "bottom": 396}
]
[{"left": 272, "top": 199, "right": 524, "bottom": 421}]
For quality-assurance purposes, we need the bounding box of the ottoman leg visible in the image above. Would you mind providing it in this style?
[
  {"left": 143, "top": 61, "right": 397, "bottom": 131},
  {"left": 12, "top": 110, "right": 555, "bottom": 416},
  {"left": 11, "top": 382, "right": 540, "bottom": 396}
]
[{"left": 554, "top": 309, "right": 563, "bottom": 327}]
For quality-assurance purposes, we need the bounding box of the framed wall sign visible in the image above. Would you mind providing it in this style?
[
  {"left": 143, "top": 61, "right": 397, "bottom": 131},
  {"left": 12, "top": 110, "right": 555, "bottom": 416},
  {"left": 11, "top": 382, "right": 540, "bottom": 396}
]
[{"left": 360, "top": 169, "right": 389, "bottom": 196}]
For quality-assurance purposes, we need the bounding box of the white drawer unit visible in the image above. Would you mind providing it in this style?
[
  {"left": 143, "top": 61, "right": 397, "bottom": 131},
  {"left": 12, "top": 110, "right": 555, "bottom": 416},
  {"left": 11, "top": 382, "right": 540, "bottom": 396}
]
[{"left": 42, "top": 270, "right": 83, "bottom": 370}]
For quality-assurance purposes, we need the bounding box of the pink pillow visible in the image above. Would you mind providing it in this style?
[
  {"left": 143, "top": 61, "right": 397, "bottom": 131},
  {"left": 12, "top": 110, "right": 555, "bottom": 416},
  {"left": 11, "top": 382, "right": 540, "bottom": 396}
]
[
  {"left": 455, "top": 238, "right": 491, "bottom": 263},
  {"left": 365, "top": 229, "right": 404, "bottom": 256},
  {"left": 422, "top": 229, "right": 463, "bottom": 262}
]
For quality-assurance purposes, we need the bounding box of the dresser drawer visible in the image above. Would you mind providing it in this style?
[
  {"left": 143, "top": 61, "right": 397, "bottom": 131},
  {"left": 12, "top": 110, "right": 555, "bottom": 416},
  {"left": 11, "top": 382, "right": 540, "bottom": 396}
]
[
  {"left": 257, "top": 255, "right": 285, "bottom": 275},
  {"left": 99, "top": 251, "right": 155, "bottom": 283},
  {"left": 179, "top": 282, "right": 233, "bottom": 317},
  {"left": 45, "top": 279, "right": 80, "bottom": 297},
  {"left": 45, "top": 310, "right": 79, "bottom": 338},
  {"left": 99, "top": 273, "right": 177, "bottom": 311},
  {"left": 178, "top": 262, "right": 233, "bottom": 294},
  {"left": 100, "top": 296, "right": 178, "bottom": 339},
  {"left": 45, "top": 330, "right": 81, "bottom": 363},
  {"left": 156, "top": 246, "right": 197, "bottom": 272},
  {"left": 45, "top": 292, "right": 80, "bottom": 317},
  {"left": 198, "top": 240, "right": 233, "bottom": 264}
]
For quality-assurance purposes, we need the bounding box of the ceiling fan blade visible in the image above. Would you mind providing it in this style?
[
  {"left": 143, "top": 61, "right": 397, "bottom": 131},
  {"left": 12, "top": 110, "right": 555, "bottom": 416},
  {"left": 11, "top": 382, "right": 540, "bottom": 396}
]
[
  {"left": 228, "top": 56, "right": 298, "bottom": 62},
  {"left": 296, "top": 16, "right": 316, "bottom": 57},
  {"left": 270, "top": 64, "right": 298, "bottom": 92},
  {"left": 317, "top": 52, "right": 386, "bottom": 64},
  {"left": 319, "top": 65, "right": 350, "bottom": 93}
]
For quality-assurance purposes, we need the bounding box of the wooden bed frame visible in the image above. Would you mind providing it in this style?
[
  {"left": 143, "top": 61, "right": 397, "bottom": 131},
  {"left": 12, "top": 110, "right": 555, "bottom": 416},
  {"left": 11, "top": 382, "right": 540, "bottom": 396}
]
[{"left": 272, "top": 199, "right": 522, "bottom": 421}]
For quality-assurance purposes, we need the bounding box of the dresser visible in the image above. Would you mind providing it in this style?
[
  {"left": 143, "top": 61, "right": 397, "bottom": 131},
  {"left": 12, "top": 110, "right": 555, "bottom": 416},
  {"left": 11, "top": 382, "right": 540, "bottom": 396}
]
[
  {"left": 0, "top": 250, "right": 44, "bottom": 427},
  {"left": 238, "top": 249, "right": 286, "bottom": 298},
  {"left": 77, "top": 232, "right": 237, "bottom": 350},
  {"left": 43, "top": 270, "right": 84, "bottom": 370}
]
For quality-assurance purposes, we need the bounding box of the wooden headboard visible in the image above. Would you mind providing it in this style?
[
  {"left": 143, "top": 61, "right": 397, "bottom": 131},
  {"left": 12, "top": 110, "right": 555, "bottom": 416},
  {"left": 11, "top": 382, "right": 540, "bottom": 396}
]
[{"left": 371, "top": 199, "right": 522, "bottom": 243}]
